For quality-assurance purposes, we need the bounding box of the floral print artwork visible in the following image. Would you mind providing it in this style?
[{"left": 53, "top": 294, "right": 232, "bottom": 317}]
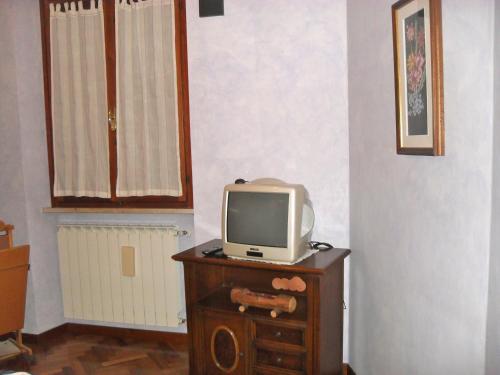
[{"left": 404, "top": 9, "right": 428, "bottom": 136}]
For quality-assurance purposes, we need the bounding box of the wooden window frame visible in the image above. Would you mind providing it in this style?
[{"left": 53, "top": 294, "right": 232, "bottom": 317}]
[{"left": 39, "top": 0, "right": 193, "bottom": 209}]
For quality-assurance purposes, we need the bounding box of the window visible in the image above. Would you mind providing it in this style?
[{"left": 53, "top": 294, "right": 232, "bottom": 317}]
[{"left": 39, "top": 0, "right": 192, "bottom": 208}]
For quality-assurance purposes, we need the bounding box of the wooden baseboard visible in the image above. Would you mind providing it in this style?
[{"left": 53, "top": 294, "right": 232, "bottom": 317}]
[
  {"left": 344, "top": 363, "right": 356, "bottom": 375},
  {"left": 23, "top": 323, "right": 68, "bottom": 344},
  {"left": 67, "top": 323, "right": 188, "bottom": 349},
  {"left": 23, "top": 323, "right": 188, "bottom": 350}
]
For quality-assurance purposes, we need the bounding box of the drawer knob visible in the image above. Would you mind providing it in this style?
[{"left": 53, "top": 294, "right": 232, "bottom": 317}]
[
  {"left": 275, "top": 331, "right": 282, "bottom": 338},
  {"left": 276, "top": 356, "right": 283, "bottom": 364}
]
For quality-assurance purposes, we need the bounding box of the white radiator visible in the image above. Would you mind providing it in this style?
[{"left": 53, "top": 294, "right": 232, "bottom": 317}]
[{"left": 57, "top": 224, "right": 182, "bottom": 327}]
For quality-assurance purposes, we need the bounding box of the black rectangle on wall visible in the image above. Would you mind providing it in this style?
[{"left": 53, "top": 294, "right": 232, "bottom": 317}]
[{"left": 199, "top": 0, "right": 224, "bottom": 17}]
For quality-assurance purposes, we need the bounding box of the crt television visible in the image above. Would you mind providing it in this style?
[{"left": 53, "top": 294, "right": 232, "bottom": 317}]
[{"left": 221, "top": 178, "right": 315, "bottom": 263}]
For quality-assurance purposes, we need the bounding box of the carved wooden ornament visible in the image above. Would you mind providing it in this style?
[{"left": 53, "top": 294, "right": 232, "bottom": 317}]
[
  {"left": 272, "top": 276, "right": 306, "bottom": 292},
  {"left": 230, "top": 287, "right": 297, "bottom": 318}
]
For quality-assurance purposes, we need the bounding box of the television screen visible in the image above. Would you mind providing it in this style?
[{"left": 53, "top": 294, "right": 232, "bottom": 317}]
[{"left": 227, "top": 192, "right": 289, "bottom": 248}]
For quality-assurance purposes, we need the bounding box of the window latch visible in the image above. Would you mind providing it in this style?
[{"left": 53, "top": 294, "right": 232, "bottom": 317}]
[{"left": 108, "top": 110, "right": 117, "bottom": 132}]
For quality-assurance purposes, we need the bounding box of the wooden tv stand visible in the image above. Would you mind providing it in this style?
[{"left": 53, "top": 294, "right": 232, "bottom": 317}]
[{"left": 173, "top": 239, "right": 350, "bottom": 375}]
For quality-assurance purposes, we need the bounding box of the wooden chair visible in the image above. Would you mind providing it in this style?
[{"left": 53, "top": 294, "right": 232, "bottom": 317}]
[{"left": 0, "top": 220, "right": 32, "bottom": 361}]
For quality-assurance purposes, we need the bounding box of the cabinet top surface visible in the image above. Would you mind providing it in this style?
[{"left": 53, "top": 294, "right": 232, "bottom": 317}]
[{"left": 172, "top": 239, "right": 350, "bottom": 275}]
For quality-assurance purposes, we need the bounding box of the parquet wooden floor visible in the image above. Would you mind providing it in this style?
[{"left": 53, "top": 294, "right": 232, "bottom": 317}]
[{"left": 0, "top": 332, "right": 189, "bottom": 375}]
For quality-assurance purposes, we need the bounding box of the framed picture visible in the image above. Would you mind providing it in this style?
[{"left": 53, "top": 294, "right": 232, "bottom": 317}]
[{"left": 392, "top": 0, "right": 444, "bottom": 155}]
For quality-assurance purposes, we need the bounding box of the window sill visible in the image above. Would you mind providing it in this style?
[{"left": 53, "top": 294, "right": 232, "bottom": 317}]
[{"left": 42, "top": 207, "right": 194, "bottom": 214}]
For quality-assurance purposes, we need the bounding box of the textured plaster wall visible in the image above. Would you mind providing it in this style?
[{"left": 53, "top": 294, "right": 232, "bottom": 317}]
[
  {"left": 347, "top": 0, "right": 494, "bottom": 374},
  {"left": 0, "top": 2, "right": 29, "bottom": 251},
  {"left": 485, "top": 1, "right": 500, "bottom": 373},
  {"left": 0, "top": 0, "right": 36, "bottom": 332},
  {"left": 186, "top": 0, "right": 350, "bottom": 247},
  {"left": 13, "top": 0, "right": 64, "bottom": 334},
  {"left": 0, "top": 0, "right": 64, "bottom": 334}
]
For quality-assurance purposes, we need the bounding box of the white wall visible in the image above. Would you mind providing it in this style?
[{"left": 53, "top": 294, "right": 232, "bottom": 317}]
[
  {"left": 0, "top": 2, "right": 29, "bottom": 247},
  {"left": 0, "top": 0, "right": 62, "bottom": 334},
  {"left": 347, "top": 0, "right": 495, "bottom": 374},
  {"left": 485, "top": 1, "right": 500, "bottom": 373},
  {"left": 12, "top": 0, "right": 65, "bottom": 334},
  {"left": 0, "top": 0, "right": 36, "bottom": 332}
]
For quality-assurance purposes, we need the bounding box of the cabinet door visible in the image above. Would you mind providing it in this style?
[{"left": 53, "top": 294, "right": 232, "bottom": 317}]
[{"left": 202, "top": 312, "right": 248, "bottom": 374}]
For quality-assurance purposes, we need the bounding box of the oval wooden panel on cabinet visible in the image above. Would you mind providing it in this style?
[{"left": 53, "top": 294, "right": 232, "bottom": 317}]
[{"left": 202, "top": 311, "right": 248, "bottom": 374}]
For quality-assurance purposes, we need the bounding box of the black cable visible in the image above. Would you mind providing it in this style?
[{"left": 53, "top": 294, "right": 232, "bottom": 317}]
[{"left": 309, "top": 241, "right": 334, "bottom": 251}]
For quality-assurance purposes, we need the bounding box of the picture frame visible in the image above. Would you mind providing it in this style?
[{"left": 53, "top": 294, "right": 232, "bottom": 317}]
[{"left": 392, "top": 0, "right": 444, "bottom": 156}]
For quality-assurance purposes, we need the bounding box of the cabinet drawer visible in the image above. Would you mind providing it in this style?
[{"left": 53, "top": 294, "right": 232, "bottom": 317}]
[
  {"left": 255, "top": 348, "right": 305, "bottom": 372},
  {"left": 255, "top": 322, "right": 304, "bottom": 346}
]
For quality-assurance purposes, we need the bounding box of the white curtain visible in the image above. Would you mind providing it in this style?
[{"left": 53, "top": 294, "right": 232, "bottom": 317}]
[
  {"left": 115, "top": 0, "right": 182, "bottom": 197},
  {"left": 50, "top": 1, "right": 110, "bottom": 198}
]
